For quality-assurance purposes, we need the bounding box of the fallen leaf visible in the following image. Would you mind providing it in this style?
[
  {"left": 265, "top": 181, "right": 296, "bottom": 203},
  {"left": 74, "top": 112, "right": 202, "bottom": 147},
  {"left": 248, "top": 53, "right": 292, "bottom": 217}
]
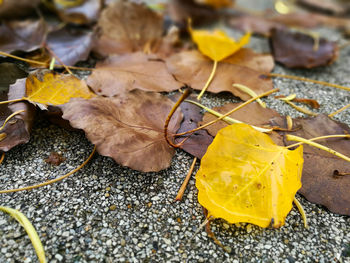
[
  {"left": 0, "top": 0, "right": 40, "bottom": 18},
  {"left": 45, "top": 152, "right": 66, "bottom": 166},
  {"left": 166, "top": 50, "right": 273, "bottom": 101},
  {"left": 275, "top": 95, "right": 320, "bottom": 109},
  {"left": 270, "top": 28, "right": 338, "bottom": 68},
  {"left": 167, "top": 0, "right": 219, "bottom": 29},
  {"left": 94, "top": 0, "right": 163, "bottom": 56},
  {"left": 0, "top": 63, "right": 35, "bottom": 152},
  {"left": 190, "top": 28, "right": 250, "bottom": 61},
  {"left": 87, "top": 52, "right": 182, "bottom": 97},
  {"left": 46, "top": 26, "right": 95, "bottom": 66},
  {"left": 12, "top": 70, "right": 96, "bottom": 110},
  {"left": 170, "top": 94, "right": 213, "bottom": 159},
  {"left": 61, "top": 90, "right": 183, "bottom": 172},
  {"left": 195, "top": 0, "right": 233, "bottom": 8},
  {"left": 54, "top": 0, "right": 101, "bottom": 24},
  {"left": 0, "top": 19, "right": 46, "bottom": 53},
  {"left": 200, "top": 102, "right": 280, "bottom": 137},
  {"left": 275, "top": 114, "right": 350, "bottom": 216},
  {"left": 196, "top": 123, "right": 303, "bottom": 228},
  {"left": 297, "top": 0, "right": 346, "bottom": 15},
  {"left": 223, "top": 48, "right": 275, "bottom": 73}
]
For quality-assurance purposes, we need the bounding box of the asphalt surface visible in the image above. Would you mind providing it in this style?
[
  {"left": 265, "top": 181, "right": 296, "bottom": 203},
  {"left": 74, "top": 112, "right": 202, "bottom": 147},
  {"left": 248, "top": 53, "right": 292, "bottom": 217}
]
[{"left": 1, "top": 1, "right": 350, "bottom": 263}]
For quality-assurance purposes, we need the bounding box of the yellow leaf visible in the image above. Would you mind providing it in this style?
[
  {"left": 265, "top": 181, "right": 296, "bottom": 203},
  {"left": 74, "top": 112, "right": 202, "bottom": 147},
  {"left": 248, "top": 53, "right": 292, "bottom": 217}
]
[
  {"left": 0, "top": 206, "right": 47, "bottom": 263},
  {"left": 190, "top": 29, "right": 251, "bottom": 61},
  {"left": 25, "top": 71, "right": 95, "bottom": 108},
  {"left": 196, "top": 123, "right": 303, "bottom": 228}
]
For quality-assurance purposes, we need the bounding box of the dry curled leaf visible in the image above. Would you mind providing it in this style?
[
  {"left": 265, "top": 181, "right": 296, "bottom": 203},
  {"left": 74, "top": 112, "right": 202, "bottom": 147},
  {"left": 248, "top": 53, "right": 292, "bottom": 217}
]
[
  {"left": 196, "top": 123, "right": 303, "bottom": 228},
  {"left": 87, "top": 52, "right": 182, "bottom": 97},
  {"left": 273, "top": 114, "right": 350, "bottom": 216},
  {"left": 45, "top": 152, "right": 66, "bottom": 166},
  {"left": 0, "top": 63, "right": 35, "bottom": 151},
  {"left": 61, "top": 90, "right": 183, "bottom": 172},
  {"left": 25, "top": 70, "right": 95, "bottom": 109},
  {"left": 0, "top": 19, "right": 46, "bottom": 53},
  {"left": 46, "top": 26, "right": 95, "bottom": 66},
  {"left": 94, "top": 0, "right": 163, "bottom": 56},
  {"left": 170, "top": 94, "right": 213, "bottom": 159},
  {"left": 166, "top": 50, "right": 273, "bottom": 101},
  {"left": 270, "top": 28, "right": 338, "bottom": 68}
]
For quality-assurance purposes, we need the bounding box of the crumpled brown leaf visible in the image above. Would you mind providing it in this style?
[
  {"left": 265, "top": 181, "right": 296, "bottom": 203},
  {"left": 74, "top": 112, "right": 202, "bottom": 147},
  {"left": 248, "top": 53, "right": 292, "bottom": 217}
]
[
  {"left": 61, "top": 90, "right": 183, "bottom": 172},
  {"left": 271, "top": 114, "right": 350, "bottom": 216},
  {"left": 46, "top": 26, "right": 95, "bottom": 66},
  {"left": 0, "top": 19, "right": 46, "bottom": 53},
  {"left": 200, "top": 102, "right": 280, "bottom": 137},
  {"left": 270, "top": 28, "right": 338, "bottom": 68},
  {"left": 170, "top": 94, "right": 213, "bottom": 159},
  {"left": 166, "top": 50, "right": 273, "bottom": 101},
  {"left": 87, "top": 52, "right": 182, "bottom": 97},
  {"left": 0, "top": 63, "right": 35, "bottom": 151},
  {"left": 94, "top": 0, "right": 163, "bottom": 56},
  {"left": 0, "top": 0, "right": 40, "bottom": 19}
]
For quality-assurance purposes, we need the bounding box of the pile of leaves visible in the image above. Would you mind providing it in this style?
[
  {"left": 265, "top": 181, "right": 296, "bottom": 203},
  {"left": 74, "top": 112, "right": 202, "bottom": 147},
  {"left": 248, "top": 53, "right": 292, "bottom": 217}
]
[{"left": 1, "top": 0, "right": 350, "bottom": 260}]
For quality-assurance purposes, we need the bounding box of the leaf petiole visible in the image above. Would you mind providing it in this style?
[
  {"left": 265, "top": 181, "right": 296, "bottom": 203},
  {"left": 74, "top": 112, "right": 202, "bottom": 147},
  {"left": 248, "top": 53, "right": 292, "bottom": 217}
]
[{"left": 197, "top": 60, "right": 218, "bottom": 100}]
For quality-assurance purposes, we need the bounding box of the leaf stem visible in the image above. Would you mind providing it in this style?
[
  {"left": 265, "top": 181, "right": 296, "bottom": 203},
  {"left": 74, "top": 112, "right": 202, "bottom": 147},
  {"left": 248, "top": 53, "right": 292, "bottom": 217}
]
[
  {"left": 283, "top": 100, "right": 318, "bottom": 116},
  {"left": 175, "top": 88, "right": 278, "bottom": 137},
  {"left": 175, "top": 157, "right": 197, "bottom": 201},
  {"left": 328, "top": 103, "right": 350, "bottom": 117},
  {"left": 293, "top": 197, "right": 309, "bottom": 229},
  {"left": 0, "top": 98, "right": 25, "bottom": 105},
  {"left": 286, "top": 134, "right": 350, "bottom": 162},
  {"left": 185, "top": 99, "right": 272, "bottom": 133},
  {"left": 286, "top": 134, "right": 350, "bottom": 148},
  {"left": 0, "top": 146, "right": 96, "bottom": 194},
  {"left": 0, "top": 110, "right": 26, "bottom": 131},
  {"left": 232, "top": 83, "right": 266, "bottom": 108},
  {"left": 164, "top": 87, "right": 192, "bottom": 148},
  {"left": 268, "top": 73, "right": 350, "bottom": 92},
  {"left": 0, "top": 206, "right": 47, "bottom": 263},
  {"left": 197, "top": 60, "right": 218, "bottom": 100},
  {"left": 0, "top": 152, "right": 5, "bottom": 165}
]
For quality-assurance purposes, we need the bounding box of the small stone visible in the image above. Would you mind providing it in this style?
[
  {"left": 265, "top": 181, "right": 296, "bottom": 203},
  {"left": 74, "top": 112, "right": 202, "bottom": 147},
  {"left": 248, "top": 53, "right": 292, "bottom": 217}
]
[
  {"left": 163, "top": 238, "right": 171, "bottom": 245},
  {"left": 106, "top": 240, "right": 112, "bottom": 246},
  {"left": 55, "top": 254, "right": 63, "bottom": 261},
  {"left": 223, "top": 223, "right": 230, "bottom": 229},
  {"left": 246, "top": 224, "right": 252, "bottom": 233},
  {"left": 120, "top": 239, "right": 126, "bottom": 246},
  {"left": 109, "top": 205, "right": 117, "bottom": 211}
]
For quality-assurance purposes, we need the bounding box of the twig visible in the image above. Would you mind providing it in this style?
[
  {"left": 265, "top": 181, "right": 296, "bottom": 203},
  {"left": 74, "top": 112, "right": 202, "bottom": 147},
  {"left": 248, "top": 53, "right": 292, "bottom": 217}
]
[{"left": 175, "top": 157, "right": 197, "bottom": 201}]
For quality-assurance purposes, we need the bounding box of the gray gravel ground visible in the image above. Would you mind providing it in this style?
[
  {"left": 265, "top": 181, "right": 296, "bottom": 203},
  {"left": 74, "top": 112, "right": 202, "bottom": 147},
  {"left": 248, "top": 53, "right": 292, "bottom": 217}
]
[{"left": 1, "top": 1, "right": 350, "bottom": 263}]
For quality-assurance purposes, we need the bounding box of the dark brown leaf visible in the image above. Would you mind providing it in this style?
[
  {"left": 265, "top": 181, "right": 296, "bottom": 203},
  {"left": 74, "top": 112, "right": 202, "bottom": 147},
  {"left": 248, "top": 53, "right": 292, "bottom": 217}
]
[
  {"left": 272, "top": 114, "right": 350, "bottom": 216},
  {"left": 170, "top": 94, "right": 213, "bottom": 159},
  {"left": 270, "top": 28, "right": 338, "bottom": 68},
  {"left": 61, "top": 90, "right": 183, "bottom": 172},
  {"left": 0, "top": 19, "right": 46, "bottom": 53},
  {"left": 94, "top": 0, "right": 163, "bottom": 56},
  {"left": 0, "top": 0, "right": 40, "bottom": 19},
  {"left": 87, "top": 52, "right": 182, "bottom": 97},
  {"left": 46, "top": 26, "right": 95, "bottom": 66},
  {"left": 166, "top": 50, "right": 273, "bottom": 101},
  {"left": 0, "top": 63, "right": 36, "bottom": 151}
]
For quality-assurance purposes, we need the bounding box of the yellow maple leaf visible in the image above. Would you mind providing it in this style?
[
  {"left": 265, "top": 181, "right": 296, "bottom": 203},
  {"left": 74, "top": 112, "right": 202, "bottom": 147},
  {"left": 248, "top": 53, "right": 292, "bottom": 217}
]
[
  {"left": 196, "top": 123, "right": 303, "bottom": 228},
  {"left": 190, "top": 29, "right": 251, "bottom": 62},
  {"left": 25, "top": 71, "right": 95, "bottom": 108}
]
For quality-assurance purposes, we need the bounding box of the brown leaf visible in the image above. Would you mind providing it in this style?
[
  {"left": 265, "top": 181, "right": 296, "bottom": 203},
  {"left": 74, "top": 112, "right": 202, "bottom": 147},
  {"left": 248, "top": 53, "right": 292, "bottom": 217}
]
[
  {"left": 0, "top": 19, "right": 46, "bottom": 53},
  {"left": 270, "top": 28, "right": 338, "bottom": 68},
  {"left": 166, "top": 50, "right": 273, "bottom": 101},
  {"left": 46, "top": 26, "right": 95, "bottom": 66},
  {"left": 61, "top": 90, "right": 183, "bottom": 172},
  {"left": 55, "top": 0, "right": 101, "bottom": 25},
  {"left": 272, "top": 114, "right": 350, "bottom": 216},
  {"left": 94, "top": 0, "right": 163, "bottom": 56},
  {"left": 87, "top": 52, "right": 182, "bottom": 97},
  {"left": 170, "top": 94, "right": 213, "bottom": 159},
  {"left": 223, "top": 48, "right": 274, "bottom": 73},
  {"left": 45, "top": 152, "right": 66, "bottom": 166},
  {"left": 200, "top": 102, "right": 280, "bottom": 136},
  {"left": 0, "top": 0, "right": 40, "bottom": 19},
  {"left": 297, "top": 0, "right": 347, "bottom": 15},
  {"left": 0, "top": 63, "right": 36, "bottom": 151}
]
